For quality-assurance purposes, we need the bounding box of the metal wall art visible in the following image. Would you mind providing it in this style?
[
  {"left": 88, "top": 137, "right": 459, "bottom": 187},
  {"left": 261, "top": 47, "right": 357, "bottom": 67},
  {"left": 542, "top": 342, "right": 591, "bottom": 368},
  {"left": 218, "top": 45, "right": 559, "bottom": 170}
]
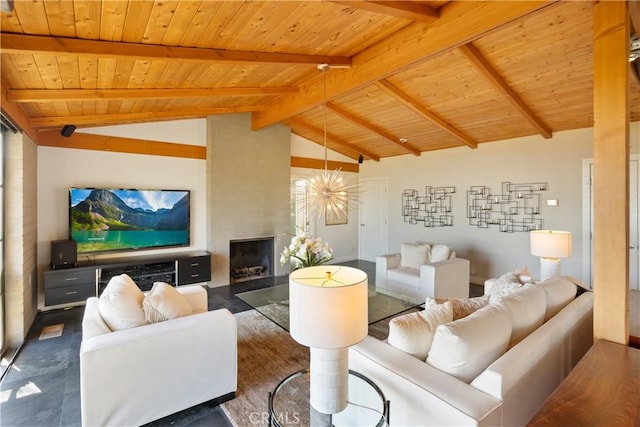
[
  {"left": 467, "top": 181, "right": 547, "bottom": 232},
  {"left": 402, "top": 186, "right": 455, "bottom": 227}
]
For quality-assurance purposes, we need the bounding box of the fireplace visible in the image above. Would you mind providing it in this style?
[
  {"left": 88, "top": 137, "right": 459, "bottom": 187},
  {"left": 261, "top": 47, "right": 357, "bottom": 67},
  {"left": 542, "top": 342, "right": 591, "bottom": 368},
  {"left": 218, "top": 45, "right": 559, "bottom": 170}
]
[{"left": 229, "top": 237, "right": 275, "bottom": 284}]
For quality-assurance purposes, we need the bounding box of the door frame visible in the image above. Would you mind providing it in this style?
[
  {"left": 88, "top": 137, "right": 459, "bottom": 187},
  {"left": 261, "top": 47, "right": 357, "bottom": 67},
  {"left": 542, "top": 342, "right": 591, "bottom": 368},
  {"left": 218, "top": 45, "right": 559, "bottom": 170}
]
[{"left": 358, "top": 177, "right": 389, "bottom": 262}]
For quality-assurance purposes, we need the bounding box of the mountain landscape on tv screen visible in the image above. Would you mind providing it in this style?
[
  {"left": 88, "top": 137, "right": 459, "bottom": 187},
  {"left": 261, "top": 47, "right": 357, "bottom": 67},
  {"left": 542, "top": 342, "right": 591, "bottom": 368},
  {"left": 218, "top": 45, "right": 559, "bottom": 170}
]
[{"left": 70, "top": 189, "right": 189, "bottom": 232}]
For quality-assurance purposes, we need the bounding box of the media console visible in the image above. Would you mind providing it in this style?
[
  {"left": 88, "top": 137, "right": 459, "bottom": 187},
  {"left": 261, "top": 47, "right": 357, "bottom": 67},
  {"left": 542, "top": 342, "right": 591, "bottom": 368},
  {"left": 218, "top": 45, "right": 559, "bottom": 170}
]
[{"left": 44, "top": 251, "right": 211, "bottom": 307}]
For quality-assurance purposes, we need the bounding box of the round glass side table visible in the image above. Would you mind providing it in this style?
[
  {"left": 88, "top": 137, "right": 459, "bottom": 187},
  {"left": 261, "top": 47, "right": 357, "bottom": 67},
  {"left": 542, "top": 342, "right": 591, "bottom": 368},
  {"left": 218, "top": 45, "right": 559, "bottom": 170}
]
[{"left": 268, "top": 369, "right": 389, "bottom": 427}]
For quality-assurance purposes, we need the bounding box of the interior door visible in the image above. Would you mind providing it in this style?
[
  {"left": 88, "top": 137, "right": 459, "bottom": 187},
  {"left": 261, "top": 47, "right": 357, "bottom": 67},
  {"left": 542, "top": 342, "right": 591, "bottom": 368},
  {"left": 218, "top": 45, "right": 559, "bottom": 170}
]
[
  {"left": 584, "top": 156, "right": 639, "bottom": 290},
  {"left": 359, "top": 178, "right": 388, "bottom": 262}
]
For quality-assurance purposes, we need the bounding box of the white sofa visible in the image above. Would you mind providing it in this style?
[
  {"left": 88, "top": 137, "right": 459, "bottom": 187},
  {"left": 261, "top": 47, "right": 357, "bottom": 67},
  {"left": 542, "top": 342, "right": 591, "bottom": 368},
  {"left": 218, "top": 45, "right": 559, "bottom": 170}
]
[
  {"left": 349, "top": 278, "right": 593, "bottom": 426},
  {"left": 80, "top": 285, "right": 237, "bottom": 426},
  {"left": 376, "top": 242, "right": 470, "bottom": 300}
]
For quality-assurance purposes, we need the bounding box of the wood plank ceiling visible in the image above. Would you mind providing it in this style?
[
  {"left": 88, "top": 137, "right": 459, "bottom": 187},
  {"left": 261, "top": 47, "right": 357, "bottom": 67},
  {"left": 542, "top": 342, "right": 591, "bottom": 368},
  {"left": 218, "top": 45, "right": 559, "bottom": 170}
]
[{"left": 1, "top": 1, "right": 639, "bottom": 161}]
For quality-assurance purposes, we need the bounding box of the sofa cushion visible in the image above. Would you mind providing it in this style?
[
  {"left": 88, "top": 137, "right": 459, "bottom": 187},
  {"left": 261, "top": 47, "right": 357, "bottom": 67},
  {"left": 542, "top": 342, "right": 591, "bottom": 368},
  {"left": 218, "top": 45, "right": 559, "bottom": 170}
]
[
  {"left": 427, "top": 295, "right": 490, "bottom": 320},
  {"left": 430, "top": 244, "right": 451, "bottom": 263},
  {"left": 490, "top": 284, "right": 545, "bottom": 346},
  {"left": 143, "top": 282, "right": 193, "bottom": 323},
  {"left": 427, "top": 303, "right": 512, "bottom": 383},
  {"left": 98, "top": 274, "right": 147, "bottom": 331},
  {"left": 538, "top": 276, "right": 577, "bottom": 321},
  {"left": 387, "top": 301, "right": 453, "bottom": 361},
  {"left": 400, "top": 243, "right": 430, "bottom": 269}
]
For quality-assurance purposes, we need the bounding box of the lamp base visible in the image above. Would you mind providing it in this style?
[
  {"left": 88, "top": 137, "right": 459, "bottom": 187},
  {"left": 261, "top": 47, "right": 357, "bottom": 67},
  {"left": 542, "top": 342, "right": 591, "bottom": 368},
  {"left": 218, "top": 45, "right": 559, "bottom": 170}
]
[
  {"left": 309, "top": 347, "right": 349, "bottom": 414},
  {"left": 540, "top": 257, "right": 561, "bottom": 281}
]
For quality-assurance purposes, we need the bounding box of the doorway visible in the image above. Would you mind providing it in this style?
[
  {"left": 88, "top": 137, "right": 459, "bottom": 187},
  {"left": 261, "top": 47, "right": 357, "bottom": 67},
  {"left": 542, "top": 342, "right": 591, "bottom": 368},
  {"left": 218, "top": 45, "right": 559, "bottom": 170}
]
[
  {"left": 582, "top": 155, "right": 639, "bottom": 290},
  {"left": 359, "top": 178, "right": 388, "bottom": 262}
]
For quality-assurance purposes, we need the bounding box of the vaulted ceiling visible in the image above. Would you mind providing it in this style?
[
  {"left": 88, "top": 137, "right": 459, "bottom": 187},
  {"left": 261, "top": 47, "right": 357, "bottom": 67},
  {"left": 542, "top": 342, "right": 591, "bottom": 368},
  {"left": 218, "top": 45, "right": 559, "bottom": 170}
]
[{"left": 1, "top": 1, "right": 639, "bottom": 161}]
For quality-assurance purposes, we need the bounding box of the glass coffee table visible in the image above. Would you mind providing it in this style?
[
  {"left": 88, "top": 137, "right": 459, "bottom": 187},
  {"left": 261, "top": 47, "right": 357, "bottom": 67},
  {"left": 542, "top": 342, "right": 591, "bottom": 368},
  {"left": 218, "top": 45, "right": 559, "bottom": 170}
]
[{"left": 236, "top": 282, "right": 423, "bottom": 332}]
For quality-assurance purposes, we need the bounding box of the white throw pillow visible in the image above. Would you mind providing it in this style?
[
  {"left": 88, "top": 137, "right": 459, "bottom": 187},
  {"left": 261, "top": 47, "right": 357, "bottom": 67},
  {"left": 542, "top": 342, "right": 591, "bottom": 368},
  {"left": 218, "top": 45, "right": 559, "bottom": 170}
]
[
  {"left": 387, "top": 301, "right": 453, "bottom": 361},
  {"left": 430, "top": 244, "right": 451, "bottom": 262},
  {"left": 490, "top": 284, "right": 545, "bottom": 346},
  {"left": 427, "top": 303, "right": 512, "bottom": 383},
  {"left": 98, "top": 274, "right": 147, "bottom": 331},
  {"left": 400, "top": 243, "right": 430, "bottom": 270},
  {"left": 426, "top": 295, "right": 489, "bottom": 320},
  {"left": 485, "top": 271, "right": 523, "bottom": 297},
  {"left": 537, "top": 276, "right": 577, "bottom": 321},
  {"left": 143, "top": 282, "right": 193, "bottom": 323}
]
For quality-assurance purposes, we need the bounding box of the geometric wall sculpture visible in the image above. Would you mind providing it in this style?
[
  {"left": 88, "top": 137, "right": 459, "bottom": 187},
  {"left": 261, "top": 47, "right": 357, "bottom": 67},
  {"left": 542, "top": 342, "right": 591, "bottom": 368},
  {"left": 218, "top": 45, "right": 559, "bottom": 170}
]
[
  {"left": 402, "top": 186, "right": 455, "bottom": 227},
  {"left": 466, "top": 181, "right": 547, "bottom": 232}
]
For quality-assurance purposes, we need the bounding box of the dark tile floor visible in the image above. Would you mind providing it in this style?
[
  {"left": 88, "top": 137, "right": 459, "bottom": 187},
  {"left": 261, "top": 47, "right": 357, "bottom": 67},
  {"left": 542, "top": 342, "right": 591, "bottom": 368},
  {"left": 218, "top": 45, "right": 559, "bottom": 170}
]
[{"left": 0, "top": 260, "right": 481, "bottom": 427}]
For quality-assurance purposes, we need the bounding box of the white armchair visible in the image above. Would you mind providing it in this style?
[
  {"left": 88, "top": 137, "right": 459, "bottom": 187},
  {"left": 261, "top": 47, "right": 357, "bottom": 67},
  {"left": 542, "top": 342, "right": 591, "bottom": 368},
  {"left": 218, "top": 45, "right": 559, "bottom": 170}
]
[
  {"left": 376, "top": 242, "right": 470, "bottom": 301},
  {"left": 80, "top": 285, "right": 237, "bottom": 427}
]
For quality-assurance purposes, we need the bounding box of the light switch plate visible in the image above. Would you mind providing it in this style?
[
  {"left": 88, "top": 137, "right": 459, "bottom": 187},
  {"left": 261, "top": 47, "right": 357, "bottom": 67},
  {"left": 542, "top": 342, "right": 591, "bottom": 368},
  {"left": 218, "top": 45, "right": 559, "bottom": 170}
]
[{"left": 546, "top": 199, "right": 559, "bottom": 207}]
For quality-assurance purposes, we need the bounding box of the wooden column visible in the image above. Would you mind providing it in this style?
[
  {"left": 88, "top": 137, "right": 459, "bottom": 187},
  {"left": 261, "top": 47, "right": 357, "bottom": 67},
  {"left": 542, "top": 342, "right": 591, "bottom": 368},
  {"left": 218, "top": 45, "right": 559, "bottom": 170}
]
[{"left": 592, "top": 1, "right": 630, "bottom": 344}]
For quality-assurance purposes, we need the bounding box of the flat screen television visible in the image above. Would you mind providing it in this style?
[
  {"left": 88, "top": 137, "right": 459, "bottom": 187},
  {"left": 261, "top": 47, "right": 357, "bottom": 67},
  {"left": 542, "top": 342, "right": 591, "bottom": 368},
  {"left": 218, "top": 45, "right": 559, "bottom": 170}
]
[{"left": 69, "top": 187, "right": 190, "bottom": 255}]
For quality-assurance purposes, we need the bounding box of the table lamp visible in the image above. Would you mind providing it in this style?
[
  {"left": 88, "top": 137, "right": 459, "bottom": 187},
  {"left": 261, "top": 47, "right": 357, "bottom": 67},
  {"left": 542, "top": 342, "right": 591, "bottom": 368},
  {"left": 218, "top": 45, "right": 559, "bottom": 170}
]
[
  {"left": 289, "top": 265, "right": 368, "bottom": 415},
  {"left": 530, "top": 230, "right": 572, "bottom": 281}
]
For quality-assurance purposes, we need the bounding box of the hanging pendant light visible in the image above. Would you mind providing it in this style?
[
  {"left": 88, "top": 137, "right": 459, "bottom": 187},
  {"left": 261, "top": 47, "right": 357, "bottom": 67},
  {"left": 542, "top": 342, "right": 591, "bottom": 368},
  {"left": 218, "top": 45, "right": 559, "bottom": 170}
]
[{"left": 306, "top": 64, "right": 356, "bottom": 220}]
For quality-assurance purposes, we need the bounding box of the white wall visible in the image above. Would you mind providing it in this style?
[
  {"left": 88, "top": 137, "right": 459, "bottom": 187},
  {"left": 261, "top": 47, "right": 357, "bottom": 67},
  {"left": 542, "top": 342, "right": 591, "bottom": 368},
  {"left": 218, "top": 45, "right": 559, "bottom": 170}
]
[
  {"left": 36, "top": 119, "right": 207, "bottom": 307},
  {"left": 359, "top": 123, "right": 640, "bottom": 283},
  {"left": 290, "top": 134, "right": 360, "bottom": 264}
]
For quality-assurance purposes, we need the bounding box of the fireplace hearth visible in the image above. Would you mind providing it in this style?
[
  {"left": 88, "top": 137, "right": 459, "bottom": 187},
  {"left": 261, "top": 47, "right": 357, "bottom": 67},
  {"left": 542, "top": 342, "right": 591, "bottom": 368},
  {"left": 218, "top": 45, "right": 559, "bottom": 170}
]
[{"left": 229, "top": 237, "right": 274, "bottom": 284}]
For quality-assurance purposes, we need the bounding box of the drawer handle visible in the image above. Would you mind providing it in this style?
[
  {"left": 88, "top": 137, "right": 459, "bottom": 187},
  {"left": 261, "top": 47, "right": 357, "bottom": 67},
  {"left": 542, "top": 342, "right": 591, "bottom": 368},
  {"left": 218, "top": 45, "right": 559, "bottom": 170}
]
[
  {"left": 65, "top": 277, "right": 78, "bottom": 281},
  {"left": 191, "top": 262, "right": 199, "bottom": 267},
  {"left": 65, "top": 291, "right": 78, "bottom": 295},
  {"left": 191, "top": 274, "right": 199, "bottom": 278}
]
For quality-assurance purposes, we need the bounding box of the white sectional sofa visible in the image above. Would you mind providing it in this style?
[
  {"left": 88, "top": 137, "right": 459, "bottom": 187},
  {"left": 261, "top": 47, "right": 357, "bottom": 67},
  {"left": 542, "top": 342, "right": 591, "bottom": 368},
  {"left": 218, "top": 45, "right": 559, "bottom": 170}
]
[
  {"left": 349, "top": 276, "right": 593, "bottom": 426},
  {"left": 376, "top": 242, "right": 470, "bottom": 300},
  {"left": 80, "top": 280, "right": 237, "bottom": 426}
]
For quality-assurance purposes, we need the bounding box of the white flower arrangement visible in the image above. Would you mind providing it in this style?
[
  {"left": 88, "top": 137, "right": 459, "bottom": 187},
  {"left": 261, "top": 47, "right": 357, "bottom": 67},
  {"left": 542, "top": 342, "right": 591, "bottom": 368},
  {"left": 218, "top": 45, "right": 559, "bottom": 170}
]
[{"left": 280, "top": 230, "right": 333, "bottom": 270}]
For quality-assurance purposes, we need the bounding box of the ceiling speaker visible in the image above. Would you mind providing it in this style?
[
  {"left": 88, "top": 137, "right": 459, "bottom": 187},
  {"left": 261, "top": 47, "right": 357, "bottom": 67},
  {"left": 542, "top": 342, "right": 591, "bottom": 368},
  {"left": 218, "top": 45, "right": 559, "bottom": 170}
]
[{"left": 60, "top": 124, "right": 76, "bottom": 137}]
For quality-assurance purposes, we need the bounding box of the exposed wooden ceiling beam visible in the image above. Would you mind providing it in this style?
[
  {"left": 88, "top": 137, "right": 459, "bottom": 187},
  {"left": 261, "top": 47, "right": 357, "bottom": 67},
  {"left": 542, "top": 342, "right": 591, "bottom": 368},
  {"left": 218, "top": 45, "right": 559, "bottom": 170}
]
[
  {"left": 326, "top": 102, "right": 421, "bottom": 156},
  {"left": 251, "top": 1, "right": 555, "bottom": 129},
  {"left": 29, "top": 105, "right": 260, "bottom": 129},
  {"left": 330, "top": 1, "right": 439, "bottom": 24},
  {"left": 0, "top": 85, "right": 40, "bottom": 143},
  {"left": 458, "top": 42, "right": 552, "bottom": 139},
  {"left": 287, "top": 118, "right": 380, "bottom": 162},
  {"left": 375, "top": 79, "right": 478, "bottom": 149},
  {"left": 291, "top": 156, "right": 359, "bottom": 173},
  {"left": 37, "top": 130, "right": 206, "bottom": 159},
  {"left": 0, "top": 32, "right": 352, "bottom": 67},
  {"left": 7, "top": 87, "right": 298, "bottom": 103}
]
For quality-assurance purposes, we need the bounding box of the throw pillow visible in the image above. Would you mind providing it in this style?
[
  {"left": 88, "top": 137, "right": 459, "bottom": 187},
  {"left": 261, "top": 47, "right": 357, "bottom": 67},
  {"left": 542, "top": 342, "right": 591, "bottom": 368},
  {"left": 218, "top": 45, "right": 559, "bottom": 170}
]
[
  {"left": 430, "top": 244, "right": 451, "bottom": 263},
  {"left": 400, "top": 243, "right": 430, "bottom": 270},
  {"left": 427, "top": 303, "right": 512, "bottom": 383},
  {"left": 427, "top": 295, "right": 489, "bottom": 320},
  {"left": 489, "top": 284, "right": 546, "bottom": 346},
  {"left": 537, "top": 276, "right": 577, "bottom": 321},
  {"left": 143, "top": 282, "right": 193, "bottom": 323},
  {"left": 387, "top": 301, "right": 453, "bottom": 361},
  {"left": 98, "top": 274, "right": 147, "bottom": 331},
  {"left": 485, "top": 271, "right": 524, "bottom": 297}
]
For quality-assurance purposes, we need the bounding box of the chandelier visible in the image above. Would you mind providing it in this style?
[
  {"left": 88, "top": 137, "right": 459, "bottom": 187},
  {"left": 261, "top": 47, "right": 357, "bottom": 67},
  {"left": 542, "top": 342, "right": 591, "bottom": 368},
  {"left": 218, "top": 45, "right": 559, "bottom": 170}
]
[{"left": 306, "top": 64, "right": 356, "bottom": 220}]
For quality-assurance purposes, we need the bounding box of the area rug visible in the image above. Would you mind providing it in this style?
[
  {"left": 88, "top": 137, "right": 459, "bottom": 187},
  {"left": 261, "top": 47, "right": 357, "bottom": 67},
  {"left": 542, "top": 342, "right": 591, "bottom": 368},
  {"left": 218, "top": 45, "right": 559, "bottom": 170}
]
[
  {"left": 221, "top": 310, "right": 308, "bottom": 427},
  {"left": 220, "top": 308, "right": 420, "bottom": 426}
]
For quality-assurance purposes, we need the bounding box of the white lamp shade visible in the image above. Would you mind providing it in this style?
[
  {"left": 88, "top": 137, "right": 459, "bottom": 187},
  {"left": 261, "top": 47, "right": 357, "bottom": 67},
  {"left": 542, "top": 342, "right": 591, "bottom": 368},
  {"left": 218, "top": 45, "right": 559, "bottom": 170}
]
[
  {"left": 289, "top": 265, "right": 368, "bottom": 349},
  {"left": 530, "top": 230, "right": 572, "bottom": 259}
]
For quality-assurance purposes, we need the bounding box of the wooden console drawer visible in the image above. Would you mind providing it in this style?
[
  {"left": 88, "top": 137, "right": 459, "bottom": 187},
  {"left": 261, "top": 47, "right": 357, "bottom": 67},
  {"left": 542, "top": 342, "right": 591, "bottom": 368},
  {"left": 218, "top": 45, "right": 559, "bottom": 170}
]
[
  {"left": 44, "top": 268, "right": 96, "bottom": 289},
  {"left": 177, "top": 254, "right": 211, "bottom": 285},
  {"left": 45, "top": 282, "right": 96, "bottom": 306}
]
